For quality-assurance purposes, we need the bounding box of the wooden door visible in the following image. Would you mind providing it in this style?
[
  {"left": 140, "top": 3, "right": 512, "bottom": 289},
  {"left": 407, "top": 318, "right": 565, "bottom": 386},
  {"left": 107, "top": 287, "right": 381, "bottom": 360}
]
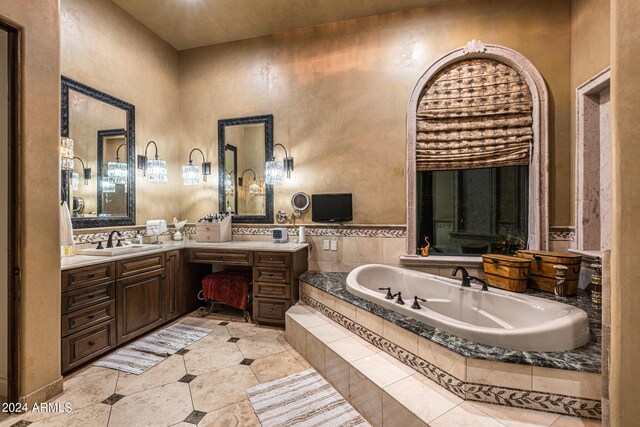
[{"left": 117, "top": 269, "right": 165, "bottom": 344}]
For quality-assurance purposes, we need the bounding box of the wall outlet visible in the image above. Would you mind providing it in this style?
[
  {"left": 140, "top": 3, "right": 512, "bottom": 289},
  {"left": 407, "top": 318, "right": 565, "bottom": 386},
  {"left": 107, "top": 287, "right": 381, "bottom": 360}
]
[
  {"left": 330, "top": 240, "right": 338, "bottom": 251},
  {"left": 323, "top": 240, "right": 330, "bottom": 250}
]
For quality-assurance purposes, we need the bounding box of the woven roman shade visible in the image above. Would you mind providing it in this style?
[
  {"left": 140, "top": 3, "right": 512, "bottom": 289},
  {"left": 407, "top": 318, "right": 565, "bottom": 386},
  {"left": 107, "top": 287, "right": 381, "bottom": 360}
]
[{"left": 416, "top": 58, "right": 533, "bottom": 171}]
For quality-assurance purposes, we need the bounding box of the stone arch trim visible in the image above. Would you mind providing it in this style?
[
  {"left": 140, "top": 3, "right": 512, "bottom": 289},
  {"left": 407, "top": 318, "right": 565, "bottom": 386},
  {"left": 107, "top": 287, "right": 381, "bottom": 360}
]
[{"left": 406, "top": 41, "right": 549, "bottom": 254}]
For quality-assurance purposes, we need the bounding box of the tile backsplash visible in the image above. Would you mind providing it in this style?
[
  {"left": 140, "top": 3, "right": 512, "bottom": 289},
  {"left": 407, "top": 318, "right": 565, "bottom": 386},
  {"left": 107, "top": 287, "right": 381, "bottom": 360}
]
[{"left": 72, "top": 224, "right": 575, "bottom": 272}]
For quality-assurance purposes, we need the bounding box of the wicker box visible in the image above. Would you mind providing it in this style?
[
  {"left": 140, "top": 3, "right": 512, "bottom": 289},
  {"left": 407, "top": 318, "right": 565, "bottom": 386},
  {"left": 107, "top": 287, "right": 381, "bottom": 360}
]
[
  {"left": 515, "top": 250, "right": 582, "bottom": 295},
  {"left": 195, "top": 216, "right": 232, "bottom": 243},
  {"left": 481, "top": 254, "right": 531, "bottom": 292}
]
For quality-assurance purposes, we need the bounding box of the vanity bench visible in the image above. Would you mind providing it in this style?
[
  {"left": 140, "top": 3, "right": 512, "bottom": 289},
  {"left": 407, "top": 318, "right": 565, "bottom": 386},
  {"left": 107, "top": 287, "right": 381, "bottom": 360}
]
[{"left": 60, "top": 241, "right": 308, "bottom": 374}]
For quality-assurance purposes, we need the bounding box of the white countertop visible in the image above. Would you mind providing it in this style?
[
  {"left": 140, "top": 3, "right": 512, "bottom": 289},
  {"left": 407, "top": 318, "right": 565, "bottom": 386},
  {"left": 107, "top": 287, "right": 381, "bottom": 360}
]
[{"left": 61, "top": 240, "right": 309, "bottom": 270}]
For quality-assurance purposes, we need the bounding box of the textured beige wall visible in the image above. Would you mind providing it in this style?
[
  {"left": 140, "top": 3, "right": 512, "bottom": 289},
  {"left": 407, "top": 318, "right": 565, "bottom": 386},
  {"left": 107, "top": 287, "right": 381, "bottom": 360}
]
[
  {"left": 0, "top": 0, "right": 62, "bottom": 398},
  {"left": 61, "top": 0, "right": 180, "bottom": 224},
  {"left": 610, "top": 0, "right": 640, "bottom": 424},
  {"left": 179, "top": 0, "right": 572, "bottom": 225},
  {"left": 570, "top": 0, "right": 610, "bottom": 226}
]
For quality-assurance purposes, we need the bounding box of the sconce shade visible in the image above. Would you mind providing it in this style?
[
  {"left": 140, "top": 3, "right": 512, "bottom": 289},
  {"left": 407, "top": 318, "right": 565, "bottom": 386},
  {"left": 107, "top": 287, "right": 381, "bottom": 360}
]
[
  {"left": 147, "top": 159, "right": 168, "bottom": 184},
  {"left": 225, "top": 173, "right": 235, "bottom": 195},
  {"left": 107, "top": 161, "right": 128, "bottom": 185},
  {"left": 265, "top": 160, "right": 283, "bottom": 185},
  {"left": 101, "top": 177, "right": 116, "bottom": 193},
  {"left": 60, "top": 137, "right": 74, "bottom": 171},
  {"left": 72, "top": 173, "right": 79, "bottom": 191},
  {"left": 183, "top": 164, "right": 201, "bottom": 186},
  {"left": 249, "top": 180, "right": 260, "bottom": 194}
]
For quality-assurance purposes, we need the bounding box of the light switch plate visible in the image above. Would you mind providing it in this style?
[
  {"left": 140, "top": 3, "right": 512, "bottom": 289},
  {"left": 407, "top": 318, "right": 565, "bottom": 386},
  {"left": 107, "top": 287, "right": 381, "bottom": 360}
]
[
  {"left": 330, "top": 240, "right": 338, "bottom": 251},
  {"left": 323, "top": 240, "right": 330, "bottom": 250}
]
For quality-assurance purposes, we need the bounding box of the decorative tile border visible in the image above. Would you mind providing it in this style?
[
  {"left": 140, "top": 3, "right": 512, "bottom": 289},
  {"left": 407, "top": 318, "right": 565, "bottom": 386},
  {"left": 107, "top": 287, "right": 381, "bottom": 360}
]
[
  {"left": 300, "top": 293, "right": 601, "bottom": 420},
  {"left": 549, "top": 226, "right": 576, "bottom": 242},
  {"left": 300, "top": 294, "right": 466, "bottom": 397},
  {"left": 73, "top": 222, "right": 575, "bottom": 244},
  {"left": 73, "top": 223, "right": 406, "bottom": 244},
  {"left": 232, "top": 224, "right": 406, "bottom": 238}
]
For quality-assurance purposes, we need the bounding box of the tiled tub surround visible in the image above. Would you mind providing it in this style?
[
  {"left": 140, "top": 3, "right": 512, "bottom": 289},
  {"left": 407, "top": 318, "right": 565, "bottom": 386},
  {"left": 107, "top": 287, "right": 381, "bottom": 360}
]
[{"left": 296, "top": 271, "right": 602, "bottom": 419}]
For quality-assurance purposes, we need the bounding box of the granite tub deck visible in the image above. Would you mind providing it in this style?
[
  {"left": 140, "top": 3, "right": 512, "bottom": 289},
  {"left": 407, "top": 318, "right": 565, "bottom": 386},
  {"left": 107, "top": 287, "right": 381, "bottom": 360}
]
[{"left": 295, "top": 271, "right": 602, "bottom": 419}]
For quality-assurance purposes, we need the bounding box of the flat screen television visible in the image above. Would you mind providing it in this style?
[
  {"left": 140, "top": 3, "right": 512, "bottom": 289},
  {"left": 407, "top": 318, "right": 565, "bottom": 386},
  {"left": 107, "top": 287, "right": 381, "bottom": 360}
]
[{"left": 311, "top": 193, "right": 353, "bottom": 223}]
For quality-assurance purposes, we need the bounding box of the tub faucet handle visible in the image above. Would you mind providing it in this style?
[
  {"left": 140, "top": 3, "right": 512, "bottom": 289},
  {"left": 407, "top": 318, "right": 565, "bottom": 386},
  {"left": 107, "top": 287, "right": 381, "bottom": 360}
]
[
  {"left": 378, "top": 287, "right": 394, "bottom": 299},
  {"left": 392, "top": 292, "right": 405, "bottom": 305},
  {"left": 411, "top": 296, "right": 427, "bottom": 309}
]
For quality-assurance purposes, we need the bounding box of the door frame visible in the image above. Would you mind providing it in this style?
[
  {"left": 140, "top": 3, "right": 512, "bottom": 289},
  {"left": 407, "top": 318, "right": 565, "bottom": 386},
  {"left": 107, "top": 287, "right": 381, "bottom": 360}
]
[
  {"left": 575, "top": 67, "right": 611, "bottom": 251},
  {"left": 1, "top": 19, "right": 22, "bottom": 403}
]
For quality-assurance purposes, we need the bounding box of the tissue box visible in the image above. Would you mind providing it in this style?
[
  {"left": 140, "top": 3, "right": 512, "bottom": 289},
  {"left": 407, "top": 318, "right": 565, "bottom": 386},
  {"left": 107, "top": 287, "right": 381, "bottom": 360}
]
[{"left": 196, "top": 216, "right": 232, "bottom": 243}]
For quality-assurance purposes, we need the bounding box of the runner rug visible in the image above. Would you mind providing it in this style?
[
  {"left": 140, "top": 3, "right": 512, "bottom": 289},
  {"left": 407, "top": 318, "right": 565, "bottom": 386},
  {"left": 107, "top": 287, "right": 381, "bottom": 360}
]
[
  {"left": 247, "top": 369, "right": 370, "bottom": 427},
  {"left": 93, "top": 323, "right": 211, "bottom": 374}
]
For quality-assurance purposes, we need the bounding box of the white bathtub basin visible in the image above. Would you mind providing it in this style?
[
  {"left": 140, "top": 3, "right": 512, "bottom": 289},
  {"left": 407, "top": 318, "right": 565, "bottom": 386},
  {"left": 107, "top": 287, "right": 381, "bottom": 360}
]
[{"left": 346, "top": 264, "right": 591, "bottom": 352}]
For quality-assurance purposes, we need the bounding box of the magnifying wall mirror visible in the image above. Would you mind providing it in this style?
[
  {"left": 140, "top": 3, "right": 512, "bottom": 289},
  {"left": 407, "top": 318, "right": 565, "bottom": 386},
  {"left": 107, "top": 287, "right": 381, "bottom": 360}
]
[
  {"left": 218, "top": 115, "right": 274, "bottom": 223},
  {"left": 61, "top": 76, "right": 136, "bottom": 228},
  {"left": 292, "top": 192, "right": 310, "bottom": 213}
]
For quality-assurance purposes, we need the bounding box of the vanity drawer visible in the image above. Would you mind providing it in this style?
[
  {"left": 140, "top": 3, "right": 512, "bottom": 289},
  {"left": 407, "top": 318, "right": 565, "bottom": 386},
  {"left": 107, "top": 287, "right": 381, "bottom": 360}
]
[
  {"left": 189, "top": 249, "right": 253, "bottom": 265},
  {"left": 254, "top": 252, "right": 291, "bottom": 268},
  {"left": 62, "top": 319, "right": 116, "bottom": 373},
  {"left": 254, "top": 282, "right": 291, "bottom": 299},
  {"left": 61, "top": 300, "right": 115, "bottom": 337},
  {"left": 254, "top": 267, "right": 290, "bottom": 284},
  {"left": 62, "top": 282, "right": 115, "bottom": 314},
  {"left": 62, "top": 263, "right": 115, "bottom": 292},
  {"left": 117, "top": 253, "right": 165, "bottom": 278},
  {"left": 254, "top": 297, "right": 290, "bottom": 324}
]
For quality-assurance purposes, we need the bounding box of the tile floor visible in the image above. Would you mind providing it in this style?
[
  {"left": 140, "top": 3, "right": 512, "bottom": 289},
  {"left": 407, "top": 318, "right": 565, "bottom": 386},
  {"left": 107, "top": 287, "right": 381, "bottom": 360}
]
[{"left": 0, "top": 312, "right": 603, "bottom": 427}]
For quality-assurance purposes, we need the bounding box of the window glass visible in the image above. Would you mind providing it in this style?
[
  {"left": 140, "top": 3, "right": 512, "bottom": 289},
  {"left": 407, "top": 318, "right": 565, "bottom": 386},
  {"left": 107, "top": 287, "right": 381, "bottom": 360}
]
[{"left": 416, "top": 166, "right": 528, "bottom": 255}]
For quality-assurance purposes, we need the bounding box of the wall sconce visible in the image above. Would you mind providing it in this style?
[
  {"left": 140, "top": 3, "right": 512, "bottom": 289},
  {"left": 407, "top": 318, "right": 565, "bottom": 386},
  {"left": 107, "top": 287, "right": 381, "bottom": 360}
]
[
  {"left": 107, "top": 143, "right": 128, "bottom": 185},
  {"left": 239, "top": 168, "right": 260, "bottom": 195},
  {"left": 137, "top": 140, "right": 167, "bottom": 184},
  {"left": 60, "top": 137, "right": 74, "bottom": 171},
  {"left": 183, "top": 148, "right": 212, "bottom": 186},
  {"left": 71, "top": 156, "right": 92, "bottom": 191},
  {"left": 265, "top": 143, "right": 294, "bottom": 186}
]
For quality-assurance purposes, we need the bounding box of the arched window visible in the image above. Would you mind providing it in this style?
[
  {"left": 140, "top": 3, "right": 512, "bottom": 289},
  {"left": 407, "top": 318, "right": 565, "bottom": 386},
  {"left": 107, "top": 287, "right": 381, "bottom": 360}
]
[{"left": 406, "top": 41, "right": 548, "bottom": 255}]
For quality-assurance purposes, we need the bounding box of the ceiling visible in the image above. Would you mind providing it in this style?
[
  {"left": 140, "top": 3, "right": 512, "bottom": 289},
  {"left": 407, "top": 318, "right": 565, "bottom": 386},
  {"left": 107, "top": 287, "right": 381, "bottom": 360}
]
[{"left": 112, "top": 0, "right": 460, "bottom": 51}]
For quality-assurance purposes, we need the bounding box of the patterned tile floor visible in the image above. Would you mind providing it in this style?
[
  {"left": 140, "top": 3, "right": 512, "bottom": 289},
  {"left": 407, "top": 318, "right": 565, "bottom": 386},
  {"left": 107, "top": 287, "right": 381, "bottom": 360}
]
[{"left": 0, "top": 312, "right": 603, "bottom": 427}]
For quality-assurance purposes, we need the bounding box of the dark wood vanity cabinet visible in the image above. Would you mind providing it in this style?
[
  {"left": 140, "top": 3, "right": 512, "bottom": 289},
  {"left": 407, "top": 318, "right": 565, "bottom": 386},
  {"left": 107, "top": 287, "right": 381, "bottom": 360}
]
[
  {"left": 61, "top": 251, "right": 203, "bottom": 374},
  {"left": 61, "top": 245, "right": 308, "bottom": 373},
  {"left": 61, "top": 263, "right": 117, "bottom": 372},
  {"left": 252, "top": 249, "right": 308, "bottom": 325}
]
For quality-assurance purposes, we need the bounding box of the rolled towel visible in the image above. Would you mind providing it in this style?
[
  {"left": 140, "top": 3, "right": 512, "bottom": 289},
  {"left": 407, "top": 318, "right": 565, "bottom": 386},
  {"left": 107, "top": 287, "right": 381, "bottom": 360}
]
[{"left": 60, "top": 201, "right": 74, "bottom": 247}]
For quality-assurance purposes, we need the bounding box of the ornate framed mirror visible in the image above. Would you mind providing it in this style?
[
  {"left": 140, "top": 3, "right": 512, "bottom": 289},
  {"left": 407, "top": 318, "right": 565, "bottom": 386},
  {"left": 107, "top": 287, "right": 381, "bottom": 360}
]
[
  {"left": 218, "top": 114, "right": 273, "bottom": 223},
  {"left": 61, "top": 76, "right": 136, "bottom": 228}
]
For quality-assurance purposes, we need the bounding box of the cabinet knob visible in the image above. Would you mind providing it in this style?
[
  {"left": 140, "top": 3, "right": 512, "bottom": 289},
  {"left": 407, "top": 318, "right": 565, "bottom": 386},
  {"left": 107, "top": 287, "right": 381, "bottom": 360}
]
[
  {"left": 88, "top": 340, "right": 96, "bottom": 346},
  {"left": 88, "top": 274, "right": 95, "bottom": 278},
  {"left": 161, "top": 275, "right": 167, "bottom": 279},
  {"left": 87, "top": 314, "right": 95, "bottom": 320},
  {"left": 87, "top": 294, "right": 95, "bottom": 299}
]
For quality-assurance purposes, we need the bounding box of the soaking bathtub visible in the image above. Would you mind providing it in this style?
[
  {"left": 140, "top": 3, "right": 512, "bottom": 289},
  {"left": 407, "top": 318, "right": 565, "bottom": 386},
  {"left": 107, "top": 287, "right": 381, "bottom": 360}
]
[{"left": 346, "top": 264, "right": 591, "bottom": 352}]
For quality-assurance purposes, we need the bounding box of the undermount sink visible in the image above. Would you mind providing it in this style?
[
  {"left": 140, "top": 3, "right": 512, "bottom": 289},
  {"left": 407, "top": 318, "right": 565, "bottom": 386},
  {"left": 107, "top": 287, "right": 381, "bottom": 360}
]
[{"left": 76, "top": 244, "right": 162, "bottom": 257}]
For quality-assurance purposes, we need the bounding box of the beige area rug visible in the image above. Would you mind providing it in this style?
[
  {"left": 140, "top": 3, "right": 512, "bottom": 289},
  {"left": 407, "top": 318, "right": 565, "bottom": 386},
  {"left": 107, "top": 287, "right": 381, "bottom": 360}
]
[{"left": 247, "top": 369, "right": 370, "bottom": 427}]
